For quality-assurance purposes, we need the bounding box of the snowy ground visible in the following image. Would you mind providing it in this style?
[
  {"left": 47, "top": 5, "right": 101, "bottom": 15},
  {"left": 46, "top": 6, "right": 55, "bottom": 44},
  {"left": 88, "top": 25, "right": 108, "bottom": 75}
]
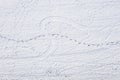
[{"left": 0, "top": 0, "right": 120, "bottom": 80}]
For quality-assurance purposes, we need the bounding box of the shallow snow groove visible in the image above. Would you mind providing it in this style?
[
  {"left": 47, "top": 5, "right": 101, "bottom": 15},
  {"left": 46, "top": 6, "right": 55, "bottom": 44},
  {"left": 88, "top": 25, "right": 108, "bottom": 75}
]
[{"left": 0, "top": 33, "right": 120, "bottom": 47}]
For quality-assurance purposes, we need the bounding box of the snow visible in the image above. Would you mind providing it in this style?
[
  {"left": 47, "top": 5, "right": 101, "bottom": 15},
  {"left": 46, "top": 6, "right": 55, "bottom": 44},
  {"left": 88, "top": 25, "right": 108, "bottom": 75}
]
[{"left": 0, "top": 0, "right": 120, "bottom": 80}]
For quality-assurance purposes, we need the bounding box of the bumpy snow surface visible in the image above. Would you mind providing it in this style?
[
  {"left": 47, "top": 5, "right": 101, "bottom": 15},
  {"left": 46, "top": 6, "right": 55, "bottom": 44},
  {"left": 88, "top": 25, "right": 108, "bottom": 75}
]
[{"left": 0, "top": 0, "right": 120, "bottom": 80}]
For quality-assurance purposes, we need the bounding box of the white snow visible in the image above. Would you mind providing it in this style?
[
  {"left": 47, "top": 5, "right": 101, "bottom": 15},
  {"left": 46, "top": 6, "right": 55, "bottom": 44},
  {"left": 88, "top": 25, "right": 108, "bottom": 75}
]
[{"left": 0, "top": 0, "right": 120, "bottom": 80}]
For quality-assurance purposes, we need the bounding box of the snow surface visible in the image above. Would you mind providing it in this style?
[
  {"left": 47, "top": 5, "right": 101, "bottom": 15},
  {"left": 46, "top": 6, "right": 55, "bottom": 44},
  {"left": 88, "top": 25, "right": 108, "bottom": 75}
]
[{"left": 0, "top": 0, "right": 120, "bottom": 80}]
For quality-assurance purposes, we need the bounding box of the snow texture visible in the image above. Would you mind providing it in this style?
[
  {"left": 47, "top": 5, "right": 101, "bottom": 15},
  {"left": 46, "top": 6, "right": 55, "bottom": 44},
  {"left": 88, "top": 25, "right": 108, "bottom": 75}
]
[{"left": 0, "top": 0, "right": 120, "bottom": 80}]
